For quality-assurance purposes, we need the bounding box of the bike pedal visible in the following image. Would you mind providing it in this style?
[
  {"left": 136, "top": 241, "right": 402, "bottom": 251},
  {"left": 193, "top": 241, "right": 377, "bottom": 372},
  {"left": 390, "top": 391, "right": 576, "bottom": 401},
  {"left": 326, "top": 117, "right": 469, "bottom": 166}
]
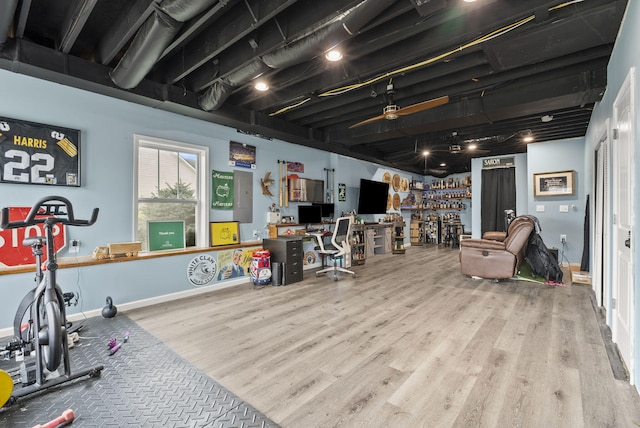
[{"left": 67, "top": 332, "right": 80, "bottom": 348}]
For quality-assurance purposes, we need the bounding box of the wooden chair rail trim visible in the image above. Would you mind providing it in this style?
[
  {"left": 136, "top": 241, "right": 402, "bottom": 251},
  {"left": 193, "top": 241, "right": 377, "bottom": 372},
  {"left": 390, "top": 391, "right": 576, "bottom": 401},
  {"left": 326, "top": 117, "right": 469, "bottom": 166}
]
[{"left": 0, "top": 240, "right": 263, "bottom": 276}]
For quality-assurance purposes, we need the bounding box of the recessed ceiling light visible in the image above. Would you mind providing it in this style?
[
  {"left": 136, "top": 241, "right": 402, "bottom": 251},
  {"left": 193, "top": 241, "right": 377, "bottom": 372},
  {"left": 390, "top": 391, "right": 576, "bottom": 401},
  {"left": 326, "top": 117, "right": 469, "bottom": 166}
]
[
  {"left": 325, "top": 50, "right": 343, "bottom": 62},
  {"left": 254, "top": 81, "right": 269, "bottom": 91},
  {"left": 522, "top": 134, "right": 534, "bottom": 143},
  {"left": 422, "top": 150, "right": 430, "bottom": 156},
  {"left": 468, "top": 144, "right": 477, "bottom": 150},
  {"left": 440, "top": 163, "right": 446, "bottom": 167}
]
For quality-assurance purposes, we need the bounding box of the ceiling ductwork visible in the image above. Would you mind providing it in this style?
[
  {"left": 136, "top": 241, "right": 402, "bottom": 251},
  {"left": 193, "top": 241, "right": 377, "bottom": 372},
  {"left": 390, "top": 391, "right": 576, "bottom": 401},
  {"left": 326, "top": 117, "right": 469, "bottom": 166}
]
[
  {"left": 198, "top": 0, "right": 395, "bottom": 111},
  {"left": 0, "top": 0, "right": 19, "bottom": 51},
  {"left": 110, "top": 0, "right": 220, "bottom": 89},
  {"left": 0, "top": 0, "right": 626, "bottom": 176}
]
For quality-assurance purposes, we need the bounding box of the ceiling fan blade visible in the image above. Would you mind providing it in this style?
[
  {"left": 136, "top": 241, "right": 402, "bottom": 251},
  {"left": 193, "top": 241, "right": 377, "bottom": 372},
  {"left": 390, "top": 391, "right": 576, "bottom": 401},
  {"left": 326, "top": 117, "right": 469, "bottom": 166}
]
[
  {"left": 348, "top": 113, "right": 388, "bottom": 129},
  {"left": 396, "top": 95, "right": 449, "bottom": 116},
  {"left": 349, "top": 95, "right": 448, "bottom": 128}
]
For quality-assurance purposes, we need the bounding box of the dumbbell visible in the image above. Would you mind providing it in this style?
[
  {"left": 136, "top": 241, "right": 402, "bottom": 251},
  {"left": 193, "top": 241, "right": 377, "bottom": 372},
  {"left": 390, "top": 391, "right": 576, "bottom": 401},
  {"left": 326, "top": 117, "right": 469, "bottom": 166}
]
[{"left": 32, "top": 408, "right": 75, "bottom": 428}]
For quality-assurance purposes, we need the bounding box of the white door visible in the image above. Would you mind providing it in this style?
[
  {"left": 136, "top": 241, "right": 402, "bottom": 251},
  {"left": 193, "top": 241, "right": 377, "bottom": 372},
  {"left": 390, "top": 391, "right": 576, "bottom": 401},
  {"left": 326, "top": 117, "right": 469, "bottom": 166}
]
[{"left": 612, "top": 68, "right": 635, "bottom": 381}]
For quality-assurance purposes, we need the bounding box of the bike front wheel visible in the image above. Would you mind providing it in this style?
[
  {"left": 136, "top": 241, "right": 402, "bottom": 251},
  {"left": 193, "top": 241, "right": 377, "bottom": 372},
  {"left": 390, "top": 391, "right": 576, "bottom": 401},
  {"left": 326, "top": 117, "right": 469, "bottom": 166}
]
[{"left": 39, "top": 300, "right": 63, "bottom": 372}]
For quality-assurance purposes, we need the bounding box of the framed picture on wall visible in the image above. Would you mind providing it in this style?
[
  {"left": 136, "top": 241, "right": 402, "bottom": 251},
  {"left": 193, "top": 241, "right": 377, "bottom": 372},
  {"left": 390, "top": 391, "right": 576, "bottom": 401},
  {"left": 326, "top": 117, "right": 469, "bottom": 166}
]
[
  {"left": 210, "top": 221, "right": 240, "bottom": 246},
  {"left": 533, "top": 170, "right": 575, "bottom": 197},
  {"left": 0, "top": 116, "right": 81, "bottom": 187},
  {"left": 229, "top": 141, "right": 256, "bottom": 169},
  {"left": 338, "top": 183, "right": 346, "bottom": 201}
]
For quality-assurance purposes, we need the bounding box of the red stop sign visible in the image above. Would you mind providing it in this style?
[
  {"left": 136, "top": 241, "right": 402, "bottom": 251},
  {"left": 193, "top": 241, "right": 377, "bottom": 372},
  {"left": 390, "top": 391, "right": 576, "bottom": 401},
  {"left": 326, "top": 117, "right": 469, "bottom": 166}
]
[{"left": 0, "top": 207, "right": 66, "bottom": 267}]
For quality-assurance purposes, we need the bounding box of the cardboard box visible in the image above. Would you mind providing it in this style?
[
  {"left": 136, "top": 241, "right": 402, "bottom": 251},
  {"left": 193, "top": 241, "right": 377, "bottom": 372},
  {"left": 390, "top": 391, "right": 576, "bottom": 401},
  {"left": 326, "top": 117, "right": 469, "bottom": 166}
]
[{"left": 571, "top": 270, "right": 591, "bottom": 285}]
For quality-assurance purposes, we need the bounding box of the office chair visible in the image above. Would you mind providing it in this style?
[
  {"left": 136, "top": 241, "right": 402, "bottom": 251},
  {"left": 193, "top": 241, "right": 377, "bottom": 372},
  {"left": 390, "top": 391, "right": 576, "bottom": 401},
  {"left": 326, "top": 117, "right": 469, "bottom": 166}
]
[{"left": 310, "top": 216, "right": 356, "bottom": 281}]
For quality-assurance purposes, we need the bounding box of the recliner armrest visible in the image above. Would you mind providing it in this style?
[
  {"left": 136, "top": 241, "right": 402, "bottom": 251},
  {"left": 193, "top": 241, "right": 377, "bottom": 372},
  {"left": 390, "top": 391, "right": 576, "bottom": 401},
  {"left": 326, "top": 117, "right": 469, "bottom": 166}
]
[
  {"left": 460, "top": 239, "right": 507, "bottom": 251},
  {"left": 482, "top": 231, "right": 507, "bottom": 241}
]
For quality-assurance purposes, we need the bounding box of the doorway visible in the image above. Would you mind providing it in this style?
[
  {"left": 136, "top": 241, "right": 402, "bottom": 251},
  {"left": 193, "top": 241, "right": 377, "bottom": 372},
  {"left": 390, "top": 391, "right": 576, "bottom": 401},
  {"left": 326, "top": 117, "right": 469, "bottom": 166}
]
[
  {"left": 594, "top": 125, "right": 611, "bottom": 310},
  {"left": 480, "top": 167, "right": 516, "bottom": 235},
  {"left": 612, "top": 68, "right": 635, "bottom": 382}
]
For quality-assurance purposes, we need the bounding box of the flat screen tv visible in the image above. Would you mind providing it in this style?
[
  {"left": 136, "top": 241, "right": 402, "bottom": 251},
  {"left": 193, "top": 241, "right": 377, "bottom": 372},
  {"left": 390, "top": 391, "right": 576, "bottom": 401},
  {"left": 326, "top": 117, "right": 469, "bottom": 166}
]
[
  {"left": 312, "top": 202, "right": 335, "bottom": 218},
  {"left": 357, "top": 179, "right": 389, "bottom": 214},
  {"left": 297, "top": 204, "right": 323, "bottom": 225}
]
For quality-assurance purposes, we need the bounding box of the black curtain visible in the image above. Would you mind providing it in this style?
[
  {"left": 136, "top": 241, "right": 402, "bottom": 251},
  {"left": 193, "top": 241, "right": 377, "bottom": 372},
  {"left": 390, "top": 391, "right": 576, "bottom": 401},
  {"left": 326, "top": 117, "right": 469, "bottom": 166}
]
[
  {"left": 580, "top": 194, "right": 590, "bottom": 271},
  {"left": 481, "top": 168, "right": 516, "bottom": 235}
]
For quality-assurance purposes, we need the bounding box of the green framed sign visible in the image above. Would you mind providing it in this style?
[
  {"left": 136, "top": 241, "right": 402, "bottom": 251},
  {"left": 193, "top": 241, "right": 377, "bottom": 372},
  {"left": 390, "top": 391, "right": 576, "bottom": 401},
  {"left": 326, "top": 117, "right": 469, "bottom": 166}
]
[{"left": 148, "top": 220, "right": 185, "bottom": 251}]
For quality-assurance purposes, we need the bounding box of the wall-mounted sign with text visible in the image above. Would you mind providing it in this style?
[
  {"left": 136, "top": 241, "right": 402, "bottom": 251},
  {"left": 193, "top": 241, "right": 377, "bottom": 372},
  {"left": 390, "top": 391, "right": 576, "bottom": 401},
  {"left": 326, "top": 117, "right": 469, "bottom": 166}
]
[
  {"left": 482, "top": 156, "right": 515, "bottom": 169},
  {"left": 147, "top": 220, "right": 185, "bottom": 251}
]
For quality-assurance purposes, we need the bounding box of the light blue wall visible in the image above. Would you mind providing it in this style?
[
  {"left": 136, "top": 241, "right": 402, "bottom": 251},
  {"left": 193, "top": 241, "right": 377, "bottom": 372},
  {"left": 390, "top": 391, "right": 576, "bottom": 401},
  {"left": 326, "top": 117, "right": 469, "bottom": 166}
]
[
  {"left": 0, "top": 61, "right": 483, "bottom": 328},
  {"left": 2, "top": 0, "right": 638, "bottom": 383},
  {"left": 527, "top": 138, "right": 587, "bottom": 264},
  {"left": 0, "top": 69, "right": 423, "bottom": 329},
  {"left": 584, "top": 0, "right": 640, "bottom": 387},
  {"left": 0, "top": 70, "right": 333, "bottom": 248}
]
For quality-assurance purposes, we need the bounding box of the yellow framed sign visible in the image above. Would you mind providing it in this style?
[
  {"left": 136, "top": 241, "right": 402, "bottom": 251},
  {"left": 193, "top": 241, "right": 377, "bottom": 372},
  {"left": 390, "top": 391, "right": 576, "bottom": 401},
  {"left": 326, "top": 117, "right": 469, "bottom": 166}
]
[{"left": 210, "top": 221, "right": 240, "bottom": 246}]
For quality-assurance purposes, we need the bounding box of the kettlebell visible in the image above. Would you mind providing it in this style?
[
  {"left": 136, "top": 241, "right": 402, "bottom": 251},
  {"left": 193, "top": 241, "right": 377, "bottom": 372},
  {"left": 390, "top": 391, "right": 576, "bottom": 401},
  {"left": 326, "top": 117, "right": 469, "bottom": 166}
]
[{"left": 102, "top": 296, "right": 118, "bottom": 318}]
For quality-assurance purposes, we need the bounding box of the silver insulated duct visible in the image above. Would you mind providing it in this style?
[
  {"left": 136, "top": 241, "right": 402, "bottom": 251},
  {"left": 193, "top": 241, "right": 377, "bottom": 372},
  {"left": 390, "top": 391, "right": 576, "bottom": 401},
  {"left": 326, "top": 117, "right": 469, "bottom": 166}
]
[
  {"left": 199, "top": 0, "right": 395, "bottom": 111},
  {"left": 110, "top": 0, "right": 220, "bottom": 89},
  {"left": 0, "top": 0, "right": 19, "bottom": 51}
]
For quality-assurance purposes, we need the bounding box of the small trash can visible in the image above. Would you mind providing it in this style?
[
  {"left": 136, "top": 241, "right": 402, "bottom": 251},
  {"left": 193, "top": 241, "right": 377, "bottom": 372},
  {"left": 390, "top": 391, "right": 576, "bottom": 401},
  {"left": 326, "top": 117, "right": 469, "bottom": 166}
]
[
  {"left": 250, "top": 250, "right": 271, "bottom": 285},
  {"left": 271, "top": 262, "right": 282, "bottom": 286}
]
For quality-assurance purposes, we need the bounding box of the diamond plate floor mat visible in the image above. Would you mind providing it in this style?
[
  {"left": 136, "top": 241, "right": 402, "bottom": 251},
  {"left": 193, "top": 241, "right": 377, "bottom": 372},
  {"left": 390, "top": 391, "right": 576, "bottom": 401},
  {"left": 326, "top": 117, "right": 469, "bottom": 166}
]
[{"left": 0, "top": 314, "right": 279, "bottom": 428}]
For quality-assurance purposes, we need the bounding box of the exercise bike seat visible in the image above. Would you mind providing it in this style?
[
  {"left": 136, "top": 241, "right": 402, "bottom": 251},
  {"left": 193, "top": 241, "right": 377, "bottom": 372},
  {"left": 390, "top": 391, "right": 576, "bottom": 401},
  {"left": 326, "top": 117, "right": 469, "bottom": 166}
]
[{"left": 23, "top": 236, "right": 45, "bottom": 247}]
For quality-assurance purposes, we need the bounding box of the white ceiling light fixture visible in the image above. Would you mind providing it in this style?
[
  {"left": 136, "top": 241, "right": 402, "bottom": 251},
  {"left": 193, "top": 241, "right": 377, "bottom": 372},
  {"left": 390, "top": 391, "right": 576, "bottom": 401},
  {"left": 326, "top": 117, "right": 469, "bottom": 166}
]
[
  {"left": 423, "top": 150, "right": 430, "bottom": 173},
  {"left": 522, "top": 131, "right": 534, "bottom": 143},
  {"left": 254, "top": 81, "right": 269, "bottom": 91},
  {"left": 468, "top": 143, "right": 477, "bottom": 150},
  {"left": 325, "top": 50, "right": 343, "bottom": 62}
]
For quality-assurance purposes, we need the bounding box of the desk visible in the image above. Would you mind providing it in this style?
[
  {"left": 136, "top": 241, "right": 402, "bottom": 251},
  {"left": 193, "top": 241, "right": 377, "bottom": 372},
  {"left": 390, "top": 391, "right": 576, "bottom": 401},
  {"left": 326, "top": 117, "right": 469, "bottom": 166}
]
[
  {"left": 267, "top": 222, "right": 331, "bottom": 238},
  {"left": 262, "top": 237, "right": 303, "bottom": 285}
]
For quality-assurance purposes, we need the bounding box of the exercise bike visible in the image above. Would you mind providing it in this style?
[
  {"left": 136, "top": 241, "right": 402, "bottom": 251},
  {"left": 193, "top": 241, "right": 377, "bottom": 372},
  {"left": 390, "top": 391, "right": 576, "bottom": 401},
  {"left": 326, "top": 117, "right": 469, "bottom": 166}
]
[{"left": 0, "top": 196, "right": 103, "bottom": 407}]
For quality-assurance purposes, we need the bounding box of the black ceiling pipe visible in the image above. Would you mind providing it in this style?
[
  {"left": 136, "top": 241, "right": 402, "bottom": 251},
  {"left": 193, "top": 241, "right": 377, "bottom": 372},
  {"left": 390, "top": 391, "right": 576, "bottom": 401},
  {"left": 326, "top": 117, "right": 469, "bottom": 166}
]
[
  {"left": 110, "top": 0, "right": 220, "bottom": 89},
  {"left": 199, "top": 0, "right": 396, "bottom": 111},
  {"left": 0, "top": 0, "right": 19, "bottom": 51}
]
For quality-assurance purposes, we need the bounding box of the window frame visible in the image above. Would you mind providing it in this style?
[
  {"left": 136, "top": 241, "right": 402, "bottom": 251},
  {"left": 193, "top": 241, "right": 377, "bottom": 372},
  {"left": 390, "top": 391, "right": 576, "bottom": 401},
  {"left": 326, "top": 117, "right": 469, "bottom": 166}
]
[{"left": 133, "top": 134, "right": 209, "bottom": 249}]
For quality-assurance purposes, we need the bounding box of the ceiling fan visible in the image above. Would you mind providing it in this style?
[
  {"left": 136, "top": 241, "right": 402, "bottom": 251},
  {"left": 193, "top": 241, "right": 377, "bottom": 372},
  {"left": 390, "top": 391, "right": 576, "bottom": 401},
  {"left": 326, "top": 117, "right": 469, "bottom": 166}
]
[{"left": 349, "top": 80, "right": 449, "bottom": 129}]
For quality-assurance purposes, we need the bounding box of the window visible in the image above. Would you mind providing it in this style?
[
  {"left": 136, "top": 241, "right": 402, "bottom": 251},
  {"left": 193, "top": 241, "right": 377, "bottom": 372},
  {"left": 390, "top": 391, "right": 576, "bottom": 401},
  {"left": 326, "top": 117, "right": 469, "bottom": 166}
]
[{"left": 134, "top": 135, "right": 209, "bottom": 250}]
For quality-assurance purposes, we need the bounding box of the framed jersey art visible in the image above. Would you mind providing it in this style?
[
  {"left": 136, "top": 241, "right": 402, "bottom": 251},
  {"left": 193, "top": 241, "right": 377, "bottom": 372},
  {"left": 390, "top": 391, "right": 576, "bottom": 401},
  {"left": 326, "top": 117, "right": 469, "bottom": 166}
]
[{"left": 0, "top": 116, "right": 81, "bottom": 187}]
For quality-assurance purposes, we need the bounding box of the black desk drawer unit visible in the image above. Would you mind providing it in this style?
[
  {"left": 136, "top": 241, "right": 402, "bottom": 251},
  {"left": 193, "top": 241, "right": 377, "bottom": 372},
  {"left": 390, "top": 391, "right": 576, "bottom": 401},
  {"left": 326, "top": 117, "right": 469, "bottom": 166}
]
[{"left": 262, "top": 237, "right": 303, "bottom": 285}]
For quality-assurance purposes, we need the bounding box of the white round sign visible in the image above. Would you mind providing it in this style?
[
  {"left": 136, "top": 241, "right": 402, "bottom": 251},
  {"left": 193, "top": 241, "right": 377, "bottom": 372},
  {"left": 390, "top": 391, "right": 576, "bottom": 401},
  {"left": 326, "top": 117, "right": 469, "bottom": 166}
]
[{"left": 187, "top": 254, "right": 217, "bottom": 286}]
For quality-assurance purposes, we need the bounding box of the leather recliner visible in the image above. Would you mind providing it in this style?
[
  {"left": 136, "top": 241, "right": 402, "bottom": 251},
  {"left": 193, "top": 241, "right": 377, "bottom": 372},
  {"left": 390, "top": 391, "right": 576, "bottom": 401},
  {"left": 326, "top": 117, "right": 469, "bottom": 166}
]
[{"left": 459, "top": 216, "right": 535, "bottom": 279}]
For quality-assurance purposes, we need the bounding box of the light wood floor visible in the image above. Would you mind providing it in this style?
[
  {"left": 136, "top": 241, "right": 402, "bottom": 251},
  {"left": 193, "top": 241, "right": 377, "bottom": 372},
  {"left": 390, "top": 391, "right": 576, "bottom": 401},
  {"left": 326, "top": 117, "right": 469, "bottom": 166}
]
[{"left": 128, "top": 246, "right": 640, "bottom": 427}]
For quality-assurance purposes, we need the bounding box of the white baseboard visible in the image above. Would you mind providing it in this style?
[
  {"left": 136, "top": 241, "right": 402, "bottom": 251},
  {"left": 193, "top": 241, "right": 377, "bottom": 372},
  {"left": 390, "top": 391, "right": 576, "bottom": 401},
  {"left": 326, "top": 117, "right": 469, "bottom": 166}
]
[
  {"left": 1, "top": 263, "right": 329, "bottom": 337},
  {"left": 0, "top": 277, "right": 251, "bottom": 338}
]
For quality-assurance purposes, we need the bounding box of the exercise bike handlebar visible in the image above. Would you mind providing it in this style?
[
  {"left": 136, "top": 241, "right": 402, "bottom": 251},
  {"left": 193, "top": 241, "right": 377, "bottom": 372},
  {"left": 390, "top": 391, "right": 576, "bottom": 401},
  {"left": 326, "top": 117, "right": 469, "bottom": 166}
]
[{"left": 0, "top": 196, "right": 99, "bottom": 229}]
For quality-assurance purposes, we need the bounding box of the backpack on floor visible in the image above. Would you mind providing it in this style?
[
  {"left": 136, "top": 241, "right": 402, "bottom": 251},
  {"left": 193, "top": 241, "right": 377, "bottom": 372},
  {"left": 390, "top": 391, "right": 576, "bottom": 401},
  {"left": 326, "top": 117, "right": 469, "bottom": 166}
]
[{"left": 525, "top": 232, "right": 563, "bottom": 283}]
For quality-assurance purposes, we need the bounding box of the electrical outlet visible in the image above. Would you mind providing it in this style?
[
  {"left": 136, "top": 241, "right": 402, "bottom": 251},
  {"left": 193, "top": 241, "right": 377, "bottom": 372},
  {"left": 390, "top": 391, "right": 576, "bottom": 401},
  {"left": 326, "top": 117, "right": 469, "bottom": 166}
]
[
  {"left": 253, "top": 230, "right": 260, "bottom": 238},
  {"left": 560, "top": 234, "right": 566, "bottom": 244},
  {"left": 70, "top": 239, "right": 80, "bottom": 253}
]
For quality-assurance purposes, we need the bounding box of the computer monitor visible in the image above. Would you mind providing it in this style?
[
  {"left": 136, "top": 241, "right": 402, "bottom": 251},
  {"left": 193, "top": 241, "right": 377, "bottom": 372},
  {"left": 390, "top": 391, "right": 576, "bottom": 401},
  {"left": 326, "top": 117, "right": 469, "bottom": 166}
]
[{"left": 297, "top": 205, "right": 322, "bottom": 226}]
